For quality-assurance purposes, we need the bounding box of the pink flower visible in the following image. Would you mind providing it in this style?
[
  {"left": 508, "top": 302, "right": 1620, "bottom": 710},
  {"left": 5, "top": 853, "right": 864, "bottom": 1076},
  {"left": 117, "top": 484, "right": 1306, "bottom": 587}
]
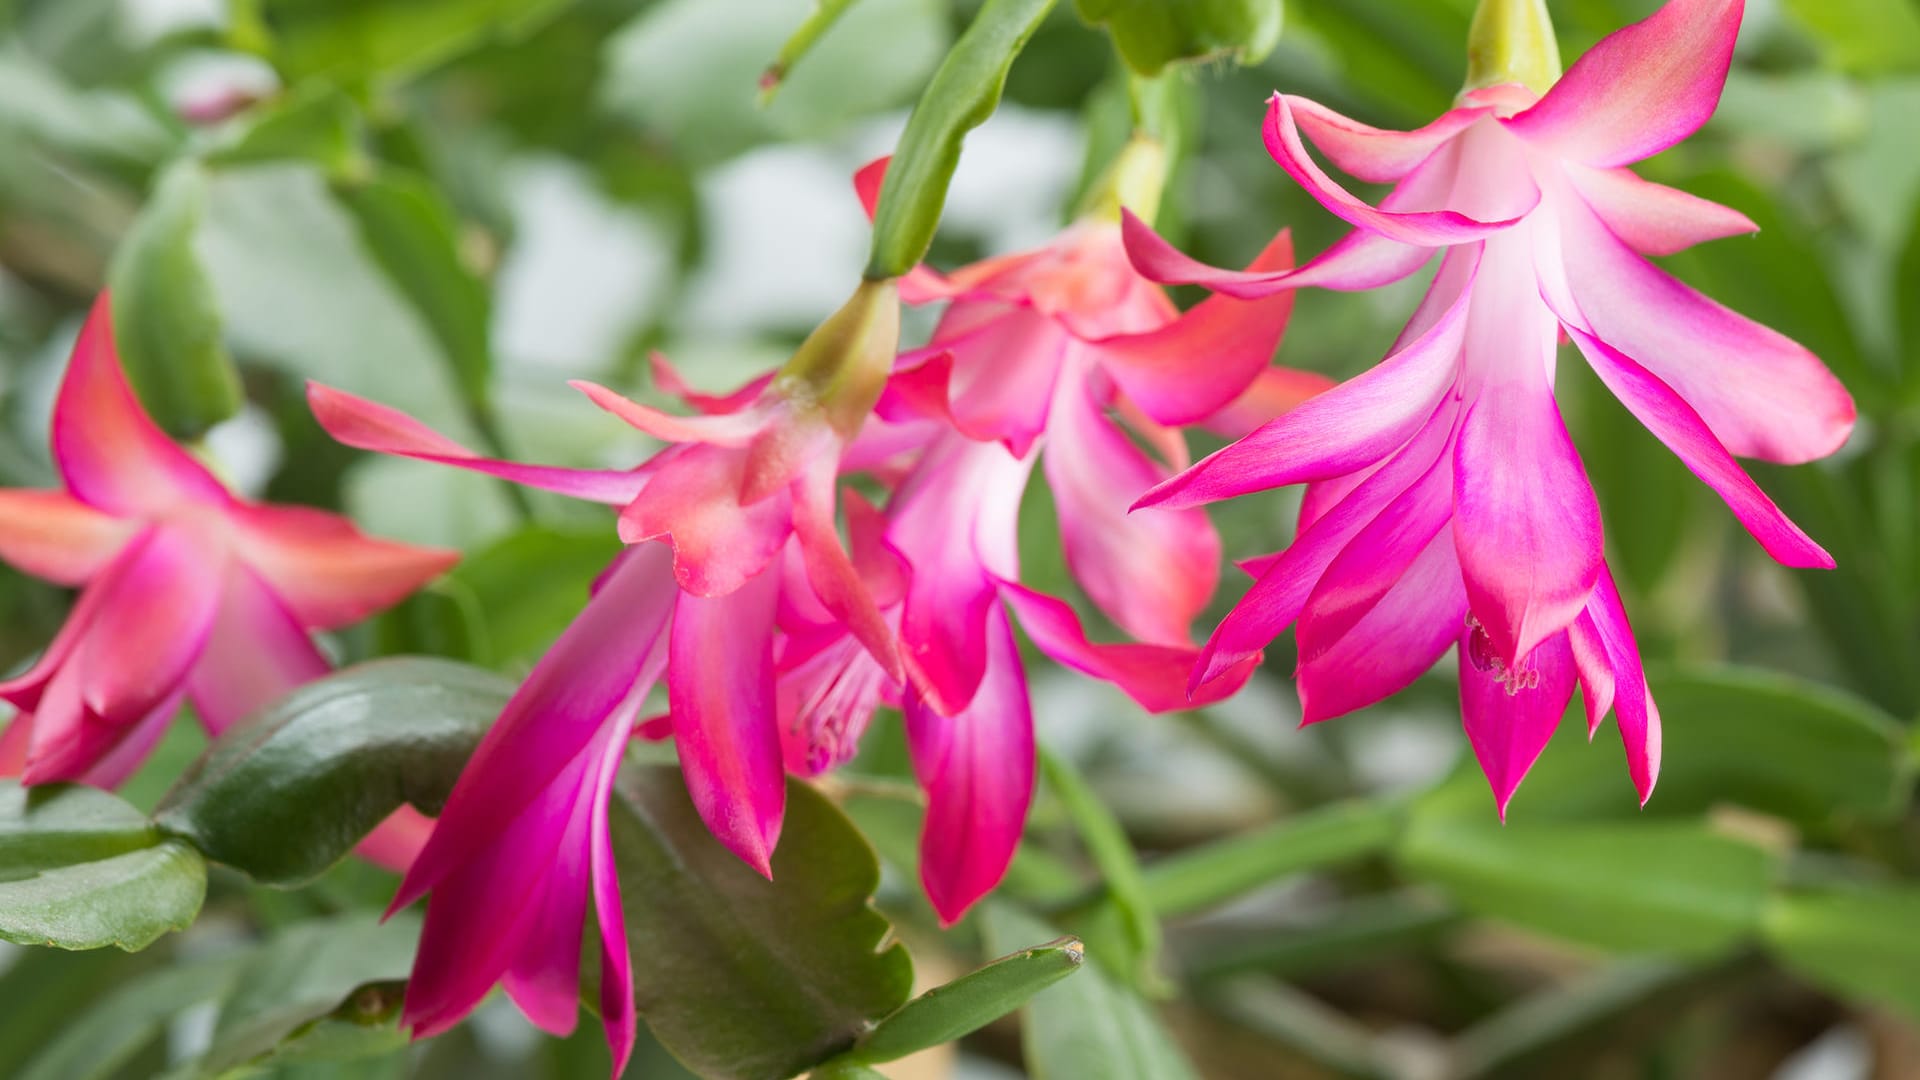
[
  {"left": 312, "top": 282, "right": 902, "bottom": 1070},
  {"left": 0, "top": 296, "right": 457, "bottom": 798},
  {"left": 1123, "top": 0, "right": 1854, "bottom": 812},
  {"left": 783, "top": 161, "right": 1325, "bottom": 921}
]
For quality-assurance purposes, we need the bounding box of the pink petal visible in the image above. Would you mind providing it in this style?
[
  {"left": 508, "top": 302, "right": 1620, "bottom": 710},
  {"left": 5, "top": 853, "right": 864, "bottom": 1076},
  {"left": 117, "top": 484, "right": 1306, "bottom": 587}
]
[
  {"left": 1561, "top": 163, "right": 1757, "bottom": 256},
  {"left": 73, "top": 687, "right": 183, "bottom": 789},
  {"left": 1555, "top": 196, "right": 1854, "bottom": 464},
  {"left": 1264, "top": 95, "right": 1536, "bottom": 246},
  {"left": 1092, "top": 230, "right": 1298, "bottom": 427},
  {"left": 78, "top": 523, "right": 225, "bottom": 723},
  {"left": 393, "top": 544, "right": 676, "bottom": 913},
  {"left": 403, "top": 720, "right": 614, "bottom": 1041},
  {"left": 53, "top": 295, "right": 228, "bottom": 516},
  {"left": 649, "top": 351, "right": 771, "bottom": 415},
  {"left": 1563, "top": 322, "right": 1830, "bottom": 567},
  {"left": 1291, "top": 97, "right": 1495, "bottom": 182},
  {"left": 927, "top": 302, "right": 1068, "bottom": 458},
  {"left": 354, "top": 808, "right": 436, "bottom": 874},
  {"left": 1121, "top": 210, "right": 1433, "bottom": 299},
  {"left": 1044, "top": 373, "right": 1217, "bottom": 645},
  {"left": 1452, "top": 361, "right": 1602, "bottom": 668},
  {"left": 889, "top": 434, "right": 1032, "bottom": 715},
  {"left": 570, "top": 379, "right": 769, "bottom": 447},
  {"left": 1296, "top": 532, "right": 1466, "bottom": 724},
  {"left": 185, "top": 565, "right": 329, "bottom": 734},
  {"left": 1567, "top": 566, "right": 1661, "bottom": 803},
  {"left": 308, "top": 382, "right": 648, "bottom": 505},
  {"left": 588, "top": 724, "right": 637, "bottom": 1076},
  {"left": 1459, "top": 627, "right": 1578, "bottom": 817},
  {"left": 1502, "top": 0, "right": 1744, "bottom": 168},
  {"left": 228, "top": 503, "right": 458, "bottom": 630},
  {"left": 1295, "top": 445, "right": 1455, "bottom": 665},
  {"left": 1200, "top": 366, "right": 1336, "bottom": 439},
  {"left": 1135, "top": 252, "right": 1474, "bottom": 511},
  {"left": 668, "top": 570, "right": 785, "bottom": 877},
  {"left": 1192, "top": 397, "right": 1461, "bottom": 689},
  {"left": 777, "top": 629, "right": 891, "bottom": 777},
  {"left": 791, "top": 461, "right": 900, "bottom": 678},
  {"left": 904, "top": 604, "right": 1033, "bottom": 925},
  {"left": 999, "top": 583, "right": 1258, "bottom": 712},
  {"left": 0, "top": 488, "right": 139, "bottom": 586},
  {"left": 617, "top": 443, "right": 794, "bottom": 597}
]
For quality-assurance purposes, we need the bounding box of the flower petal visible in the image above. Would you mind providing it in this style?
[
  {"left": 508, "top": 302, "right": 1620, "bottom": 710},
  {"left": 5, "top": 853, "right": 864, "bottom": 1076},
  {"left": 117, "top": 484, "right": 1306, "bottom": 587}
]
[
  {"left": 617, "top": 443, "right": 794, "bottom": 597},
  {"left": 1265, "top": 95, "right": 1535, "bottom": 246},
  {"left": 571, "top": 379, "right": 768, "bottom": 447},
  {"left": 890, "top": 434, "right": 1032, "bottom": 714},
  {"left": 0, "top": 488, "right": 139, "bottom": 586},
  {"left": 1567, "top": 565, "right": 1660, "bottom": 803},
  {"left": 79, "top": 524, "right": 225, "bottom": 723},
  {"left": 999, "top": 583, "right": 1257, "bottom": 712},
  {"left": 1561, "top": 164, "right": 1757, "bottom": 256},
  {"left": 308, "top": 382, "right": 649, "bottom": 505},
  {"left": 791, "top": 461, "right": 900, "bottom": 678},
  {"left": 1198, "top": 365, "right": 1334, "bottom": 439},
  {"left": 928, "top": 302, "right": 1068, "bottom": 458},
  {"left": 1045, "top": 373, "right": 1217, "bottom": 645},
  {"left": 185, "top": 565, "right": 329, "bottom": 734},
  {"left": 1502, "top": 0, "right": 1743, "bottom": 167},
  {"left": 1135, "top": 250, "right": 1473, "bottom": 511},
  {"left": 53, "top": 295, "right": 228, "bottom": 515},
  {"left": 1297, "top": 532, "right": 1466, "bottom": 724},
  {"left": 1290, "top": 97, "right": 1495, "bottom": 183},
  {"left": 1092, "top": 230, "right": 1299, "bottom": 427},
  {"left": 905, "top": 604, "right": 1033, "bottom": 925},
  {"left": 1555, "top": 196, "right": 1854, "bottom": 464},
  {"left": 1452, "top": 364, "right": 1602, "bottom": 668},
  {"left": 588, "top": 724, "right": 637, "bottom": 1076},
  {"left": 1192, "top": 397, "right": 1460, "bottom": 689},
  {"left": 393, "top": 543, "right": 676, "bottom": 912},
  {"left": 1459, "top": 628, "right": 1578, "bottom": 817},
  {"left": 228, "top": 503, "right": 458, "bottom": 630},
  {"left": 1563, "top": 322, "right": 1830, "bottom": 567},
  {"left": 668, "top": 569, "right": 785, "bottom": 877}
]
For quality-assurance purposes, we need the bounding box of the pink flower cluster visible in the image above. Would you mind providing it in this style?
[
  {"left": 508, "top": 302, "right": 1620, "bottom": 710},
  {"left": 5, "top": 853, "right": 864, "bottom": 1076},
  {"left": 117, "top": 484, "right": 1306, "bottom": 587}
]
[{"left": 308, "top": 162, "right": 1313, "bottom": 1065}]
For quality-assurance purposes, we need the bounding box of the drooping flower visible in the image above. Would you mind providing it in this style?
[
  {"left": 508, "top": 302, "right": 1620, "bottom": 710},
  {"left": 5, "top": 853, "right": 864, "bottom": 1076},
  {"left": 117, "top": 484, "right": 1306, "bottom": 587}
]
[
  {"left": 1122, "top": 0, "right": 1854, "bottom": 811},
  {"left": 0, "top": 297, "right": 457, "bottom": 822},
  {"left": 782, "top": 155, "right": 1325, "bottom": 921},
  {"left": 312, "top": 280, "right": 902, "bottom": 1071}
]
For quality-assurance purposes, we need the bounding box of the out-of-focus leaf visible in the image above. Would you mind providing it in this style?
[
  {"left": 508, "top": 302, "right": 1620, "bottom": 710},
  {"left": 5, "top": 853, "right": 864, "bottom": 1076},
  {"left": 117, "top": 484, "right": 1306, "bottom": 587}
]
[
  {"left": 1039, "top": 748, "right": 1159, "bottom": 977},
  {"left": 1179, "top": 891, "right": 1460, "bottom": 983},
  {"left": 841, "top": 936, "right": 1084, "bottom": 1065},
  {"left": 1443, "top": 668, "right": 1910, "bottom": 828},
  {"left": 1073, "top": 0, "right": 1282, "bottom": 75},
  {"left": 603, "top": 0, "right": 948, "bottom": 166},
  {"left": 1451, "top": 959, "right": 1746, "bottom": 1080},
  {"left": 205, "top": 85, "right": 361, "bottom": 173},
  {"left": 259, "top": 0, "right": 575, "bottom": 86},
  {"left": 15, "top": 953, "right": 245, "bottom": 1080},
  {"left": 1899, "top": 186, "right": 1920, "bottom": 389},
  {"left": 611, "top": 766, "right": 914, "bottom": 1080},
  {"left": 866, "top": 0, "right": 1058, "bottom": 278},
  {"left": 154, "top": 658, "right": 512, "bottom": 886},
  {"left": 1764, "top": 884, "right": 1920, "bottom": 1018},
  {"left": 0, "top": 782, "right": 205, "bottom": 951},
  {"left": 0, "top": 947, "right": 155, "bottom": 1068},
  {"left": 1395, "top": 816, "right": 1776, "bottom": 955},
  {"left": 1782, "top": 0, "right": 1920, "bottom": 75},
  {"left": 108, "top": 161, "right": 243, "bottom": 439},
  {"left": 200, "top": 914, "right": 421, "bottom": 1073},
  {"left": 983, "top": 905, "right": 1200, "bottom": 1080},
  {"left": 374, "top": 525, "right": 623, "bottom": 665},
  {"left": 333, "top": 167, "right": 492, "bottom": 408},
  {"left": 1134, "top": 800, "right": 1400, "bottom": 917}
]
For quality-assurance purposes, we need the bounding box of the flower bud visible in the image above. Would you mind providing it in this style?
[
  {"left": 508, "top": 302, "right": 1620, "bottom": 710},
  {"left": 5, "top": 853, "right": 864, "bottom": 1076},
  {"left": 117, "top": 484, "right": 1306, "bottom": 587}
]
[
  {"left": 1464, "top": 0, "right": 1563, "bottom": 97},
  {"left": 775, "top": 278, "right": 901, "bottom": 438}
]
